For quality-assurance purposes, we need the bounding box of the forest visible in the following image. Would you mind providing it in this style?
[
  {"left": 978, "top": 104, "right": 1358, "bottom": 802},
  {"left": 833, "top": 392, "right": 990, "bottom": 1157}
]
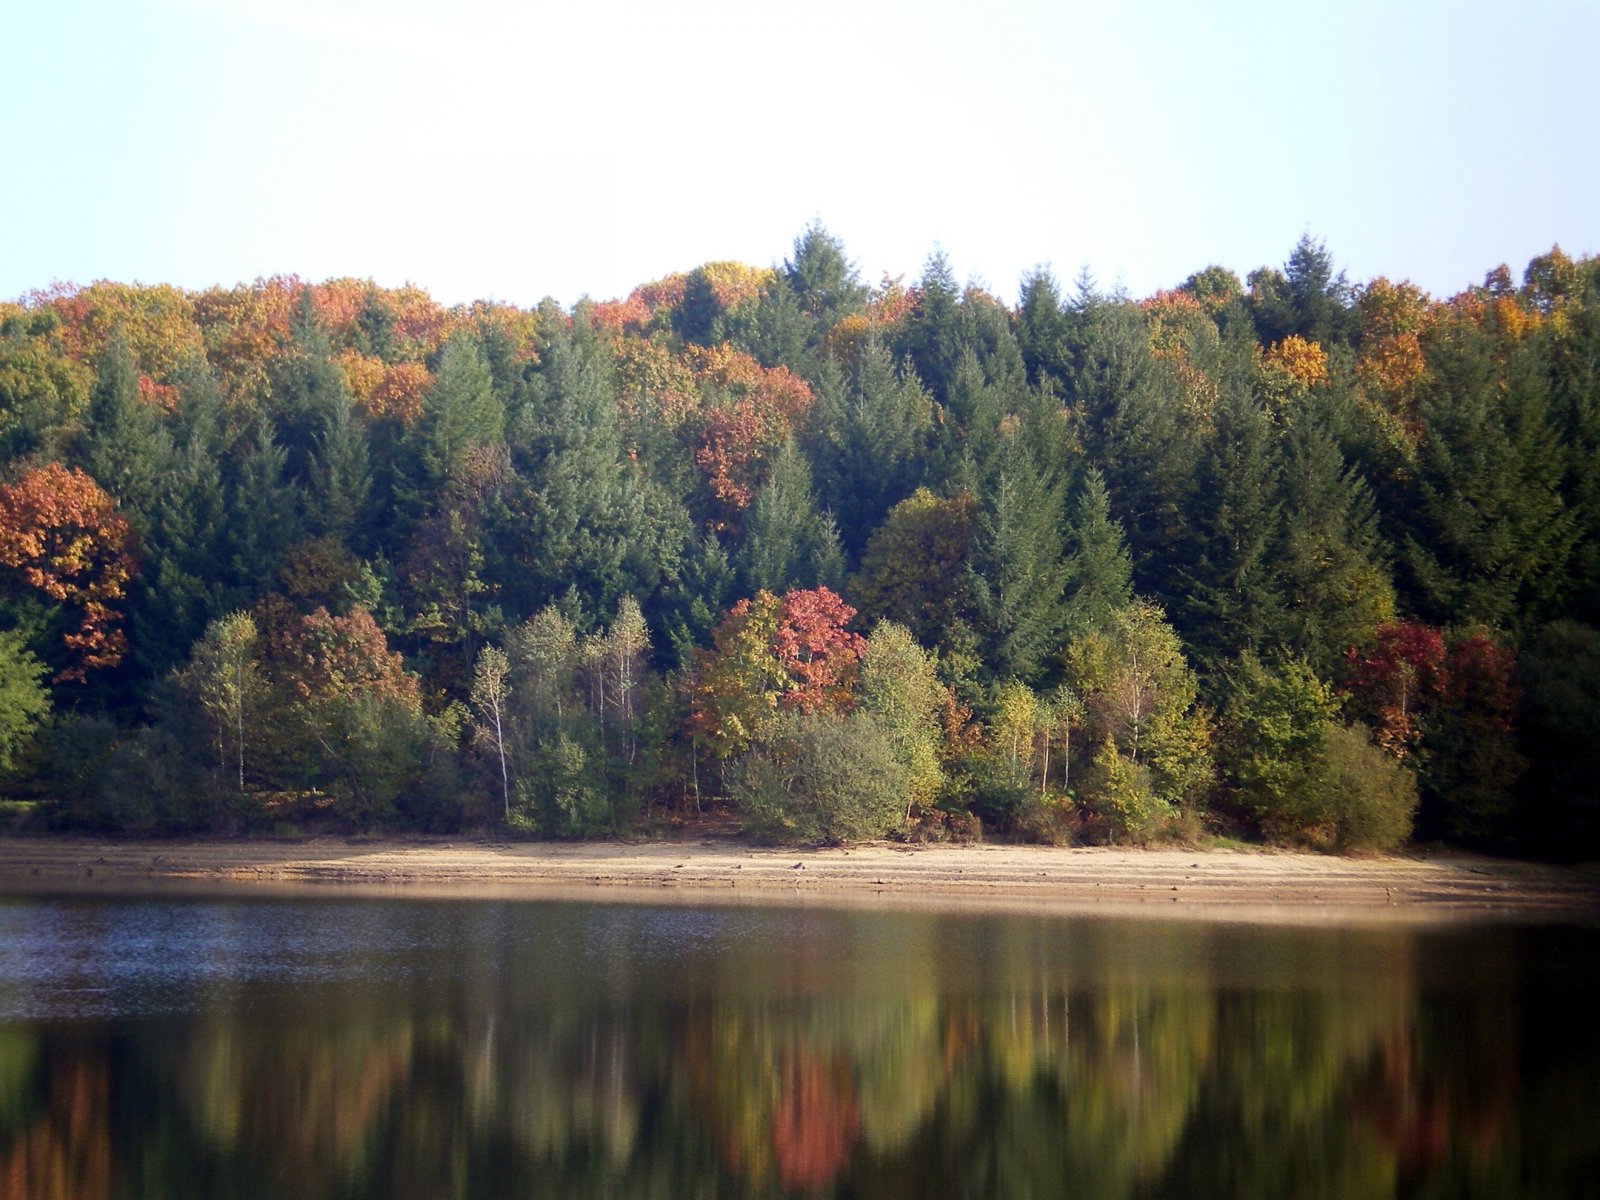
[{"left": 0, "top": 228, "right": 1595, "bottom": 857}]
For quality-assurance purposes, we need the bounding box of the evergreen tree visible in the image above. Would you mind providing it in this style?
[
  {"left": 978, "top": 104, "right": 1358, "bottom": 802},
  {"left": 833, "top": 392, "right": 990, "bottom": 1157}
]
[
  {"left": 1062, "top": 467, "right": 1134, "bottom": 638},
  {"left": 807, "top": 331, "right": 930, "bottom": 559},
  {"left": 126, "top": 356, "right": 231, "bottom": 677},
  {"left": 1277, "top": 410, "right": 1395, "bottom": 676},
  {"left": 784, "top": 223, "right": 867, "bottom": 333},
  {"left": 223, "top": 421, "right": 301, "bottom": 603},
  {"left": 967, "top": 431, "right": 1069, "bottom": 684},
  {"left": 83, "top": 329, "right": 171, "bottom": 528},
  {"left": 896, "top": 250, "right": 962, "bottom": 402},
  {"left": 306, "top": 395, "right": 373, "bottom": 549},
  {"left": 491, "top": 323, "right": 688, "bottom": 630},
  {"left": 418, "top": 331, "right": 504, "bottom": 489},
  {"left": 1398, "top": 326, "right": 1574, "bottom": 629},
  {"left": 1173, "top": 369, "right": 1288, "bottom": 674},
  {"left": 736, "top": 439, "right": 844, "bottom": 596}
]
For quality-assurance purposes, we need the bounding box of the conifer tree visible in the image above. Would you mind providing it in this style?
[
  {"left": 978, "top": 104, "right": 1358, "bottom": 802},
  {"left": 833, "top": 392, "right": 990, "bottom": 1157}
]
[
  {"left": 807, "top": 331, "right": 930, "bottom": 559},
  {"left": 1062, "top": 467, "right": 1134, "bottom": 639},
  {"left": 736, "top": 439, "right": 844, "bottom": 596},
  {"left": 967, "top": 431, "right": 1069, "bottom": 684},
  {"left": 83, "top": 329, "right": 171, "bottom": 529}
]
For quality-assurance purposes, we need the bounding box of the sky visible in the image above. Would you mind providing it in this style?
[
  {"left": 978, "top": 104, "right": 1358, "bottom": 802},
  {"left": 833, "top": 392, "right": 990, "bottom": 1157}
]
[{"left": 5, "top": 0, "right": 1597, "bottom": 309}]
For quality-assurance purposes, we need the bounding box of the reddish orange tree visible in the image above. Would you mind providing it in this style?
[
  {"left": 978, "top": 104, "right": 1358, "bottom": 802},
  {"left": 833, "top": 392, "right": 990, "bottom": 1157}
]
[
  {"left": 687, "top": 587, "right": 866, "bottom": 759},
  {"left": 0, "top": 464, "right": 137, "bottom": 681}
]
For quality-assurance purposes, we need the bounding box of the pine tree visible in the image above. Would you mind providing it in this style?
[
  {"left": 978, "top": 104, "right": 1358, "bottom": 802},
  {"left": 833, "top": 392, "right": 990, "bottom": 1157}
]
[
  {"left": 1062, "top": 467, "right": 1133, "bottom": 639},
  {"left": 1399, "top": 326, "right": 1574, "bottom": 628},
  {"left": 807, "top": 331, "right": 930, "bottom": 559},
  {"left": 967, "top": 431, "right": 1069, "bottom": 684},
  {"left": 83, "top": 329, "right": 171, "bottom": 528},
  {"left": 1174, "top": 371, "right": 1288, "bottom": 674},
  {"left": 1277, "top": 411, "right": 1395, "bottom": 676},
  {"left": 418, "top": 331, "right": 504, "bottom": 488},
  {"left": 736, "top": 440, "right": 844, "bottom": 596}
]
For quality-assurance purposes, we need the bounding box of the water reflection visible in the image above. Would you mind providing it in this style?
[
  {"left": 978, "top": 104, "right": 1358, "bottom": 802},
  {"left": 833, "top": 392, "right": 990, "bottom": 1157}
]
[{"left": 0, "top": 896, "right": 1595, "bottom": 1198}]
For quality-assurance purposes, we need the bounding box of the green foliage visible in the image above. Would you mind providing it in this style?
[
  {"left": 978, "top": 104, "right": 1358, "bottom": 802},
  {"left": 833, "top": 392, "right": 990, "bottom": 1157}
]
[
  {"left": 1220, "top": 654, "right": 1338, "bottom": 832},
  {"left": 856, "top": 621, "right": 946, "bottom": 817},
  {"left": 4, "top": 236, "right": 1597, "bottom": 855},
  {"left": 1516, "top": 620, "right": 1600, "bottom": 859},
  {"left": 0, "top": 629, "right": 49, "bottom": 773},
  {"left": 1087, "top": 736, "right": 1169, "bottom": 843},
  {"left": 730, "top": 711, "right": 908, "bottom": 844},
  {"left": 967, "top": 430, "right": 1069, "bottom": 683},
  {"left": 1322, "top": 721, "right": 1418, "bottom": 852}
]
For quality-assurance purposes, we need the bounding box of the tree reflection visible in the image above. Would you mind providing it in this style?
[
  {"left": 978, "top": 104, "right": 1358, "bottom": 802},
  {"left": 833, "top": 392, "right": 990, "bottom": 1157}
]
[{"left": 0, "top": 910, "right": 1595, "bottom": 1198}]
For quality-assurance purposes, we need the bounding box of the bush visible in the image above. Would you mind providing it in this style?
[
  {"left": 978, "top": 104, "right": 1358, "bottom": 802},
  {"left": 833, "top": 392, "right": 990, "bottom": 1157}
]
[
  {"left": 730, "top": 712, "right": 908, "bottom": 844},
  {"left": 1085, "top": 738, "right": 1171, "bottom": 844},
  {"left": 1325, "top": 722, "right": 1418, "bottom": 852}
]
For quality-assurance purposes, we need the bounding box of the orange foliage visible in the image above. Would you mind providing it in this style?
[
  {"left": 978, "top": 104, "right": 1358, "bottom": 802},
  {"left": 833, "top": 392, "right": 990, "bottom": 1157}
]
[
  {"left": 270, "top": 605, "right": 421, "bottom": 710},
  {"left": 308, "top": 278, "right": 370, "bottom": 342},
  {"left": 368, "top": 362, "right": 431, "bottom": 425},
  {"left": 191, "top": 275, "right": 304, "bottom": 398},
  {"left": 31, "top": 280, "right": 203, "bottom": 381},
  {"left": 695, "top": 261, "right": 775, "bottom": 310},
  {"left": 136, "top": 374, "right": 180, "bottom": 413},
  {"left": 0, "top": 1052, "right": 113, "bottom": 1200},
  {"left": 687, "top": 345, "right": 814, "bottom": 524},
  {"left": 1265, "top": 334, "right": 1330, "bottom": 388},
  {"left": 613, "top": 339, "right": 698, "bottom": 431},
  {"left": 769, "top": 1051, "right": 860, "bottom": 1192},
  {"left": 0, "top": 464, "right": 137, "bottom": 681},
  {"left": 465, "top": 300, "right": 542, "bottom": 370}
]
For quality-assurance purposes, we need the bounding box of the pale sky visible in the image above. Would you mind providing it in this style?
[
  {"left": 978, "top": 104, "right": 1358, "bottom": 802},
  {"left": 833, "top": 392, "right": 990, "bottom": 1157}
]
[{"left": 6, "top": 0, "right": 1597, "bottom": 308}]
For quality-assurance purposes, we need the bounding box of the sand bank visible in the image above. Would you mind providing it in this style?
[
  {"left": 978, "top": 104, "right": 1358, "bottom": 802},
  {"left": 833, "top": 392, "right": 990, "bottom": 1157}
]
[{"left": 1, "top": 836, "right": 1595, "bottom": 924}]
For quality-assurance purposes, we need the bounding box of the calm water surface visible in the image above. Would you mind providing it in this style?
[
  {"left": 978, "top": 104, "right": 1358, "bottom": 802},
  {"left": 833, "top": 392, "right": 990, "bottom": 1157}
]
[{"left": 0, "top": 892, "right": 1596, "bottom": 1198}]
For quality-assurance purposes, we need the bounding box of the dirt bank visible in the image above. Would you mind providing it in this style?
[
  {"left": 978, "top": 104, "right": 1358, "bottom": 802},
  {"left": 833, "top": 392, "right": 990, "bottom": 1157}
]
[{"left": 2, "top": 836, "right": 1596, "bottom": 924}]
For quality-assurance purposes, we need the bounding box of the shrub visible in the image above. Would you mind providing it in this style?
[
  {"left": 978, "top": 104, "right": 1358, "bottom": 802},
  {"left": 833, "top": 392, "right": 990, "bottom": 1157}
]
[
  {"left": 730, "top": 712, "right": 908, "bottom": 844},
  {"left": 1325, "top": 722, "right": 1418, "bottom": 852}
]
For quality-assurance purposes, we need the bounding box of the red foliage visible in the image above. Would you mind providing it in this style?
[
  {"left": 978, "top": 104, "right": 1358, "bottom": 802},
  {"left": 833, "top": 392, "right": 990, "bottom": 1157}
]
[
  {"left": 769, "top": 1051, "right": 860, "bottom": 1192},
  {"left": 1443, "top": 629, "right": 1517, "bottom": 736},
  {"left": 773, "top": 587, "right": 866, "bottom": 714},
  {"left": 1340, "top": 620, "right": 1448, "bottom": 756},
  {"left": 0, "top": 464, "right": 137, "bottom": 682}
]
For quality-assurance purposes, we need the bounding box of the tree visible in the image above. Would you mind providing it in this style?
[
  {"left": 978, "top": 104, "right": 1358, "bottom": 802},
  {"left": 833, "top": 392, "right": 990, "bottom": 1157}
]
[
  {"left": 856, "top": 621, "right": 947, "bottom": 820},
  {"left": 688, "top": 587, "right": 865, "bottom": 763},
  {"left": 471, "top": 644, "right": 513, "bottom": 821},
  {"left": 806, "top": 332, "right": 931, "bottom": 558},
  {"left": 967, "top": 431, "right": 1069, "bottom": 684},
  {"left": 417, "top": 331, "right": 504, "bottom": 488},
  {"left": 0, "top": 463, "right": 138, "bottom": 682},
  {"left": 174, "top": 612, "right": 262, "bottom": 793},
  {"left": 82, "top": 329, "right": 171, "bottom": 527},
  {"left": 1218, "top": 653, "right": 1340, "bottom": 842},
  {"left": 784, "top": 223, "right": 867, "bottom": 333},
  {"left": 851, "top": 488, "right": 976, "bottom": 650},
  {"left": 1063, "top": 601, "right": 1213, "bottom": 825},
  {"left": 1397, "top": 324, "right": 1574, "bottom": 629},
  {"left": 1339, "top": 620, "right": 1447, "bottom": 758},
  {"left": 1276, "top": 411, "right": 1396, "bottom": 676},
  {"left": 1173, "top": 370, "right": 1287, "bottom": 673},
  {"left": 728, "top": 710, "right": 907, "bottom": 844},
  {"left": 1062, "top": 467, "right": 1133, "bottom": 638},
  {"left": 0, "top": 629, "right": 49, "bottom": 773},
  {"left": 736, "top": 439, "right": 844, "bottom": 596}
]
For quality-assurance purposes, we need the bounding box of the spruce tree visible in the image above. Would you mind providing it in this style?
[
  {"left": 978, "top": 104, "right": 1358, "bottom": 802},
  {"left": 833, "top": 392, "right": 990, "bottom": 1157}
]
[
  {"left": 967, "top": 431, "right": 1069, "bottom": 684},
  {"left": 736, "top": 439, "right": 844, "bottom": 595},
  {"left": 1062, "top": 467, "right": 1134, "bottom": 639}
]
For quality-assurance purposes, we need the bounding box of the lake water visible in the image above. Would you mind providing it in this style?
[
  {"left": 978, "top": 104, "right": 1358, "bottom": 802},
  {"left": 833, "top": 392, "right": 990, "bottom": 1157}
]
[{"left": 0, "top": 891, "right": 1596, "bottom": 1198}]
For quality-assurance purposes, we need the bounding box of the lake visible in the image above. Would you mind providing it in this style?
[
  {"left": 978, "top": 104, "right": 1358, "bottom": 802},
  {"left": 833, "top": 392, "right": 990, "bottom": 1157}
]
[{"left": 1, "top": 891, "right": 1596, "bottom": 1198}]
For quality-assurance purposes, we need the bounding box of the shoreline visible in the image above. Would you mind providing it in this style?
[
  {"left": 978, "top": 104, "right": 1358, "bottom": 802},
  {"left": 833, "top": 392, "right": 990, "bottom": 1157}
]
[{"left": 1, "top": 835, "right": 1596, "bottom": 925}]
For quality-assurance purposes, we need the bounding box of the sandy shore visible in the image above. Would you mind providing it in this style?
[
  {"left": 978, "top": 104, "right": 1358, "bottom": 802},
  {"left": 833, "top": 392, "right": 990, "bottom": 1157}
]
[{"left": 1, "top": 835, "right": 1596, "bottom": 923}]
